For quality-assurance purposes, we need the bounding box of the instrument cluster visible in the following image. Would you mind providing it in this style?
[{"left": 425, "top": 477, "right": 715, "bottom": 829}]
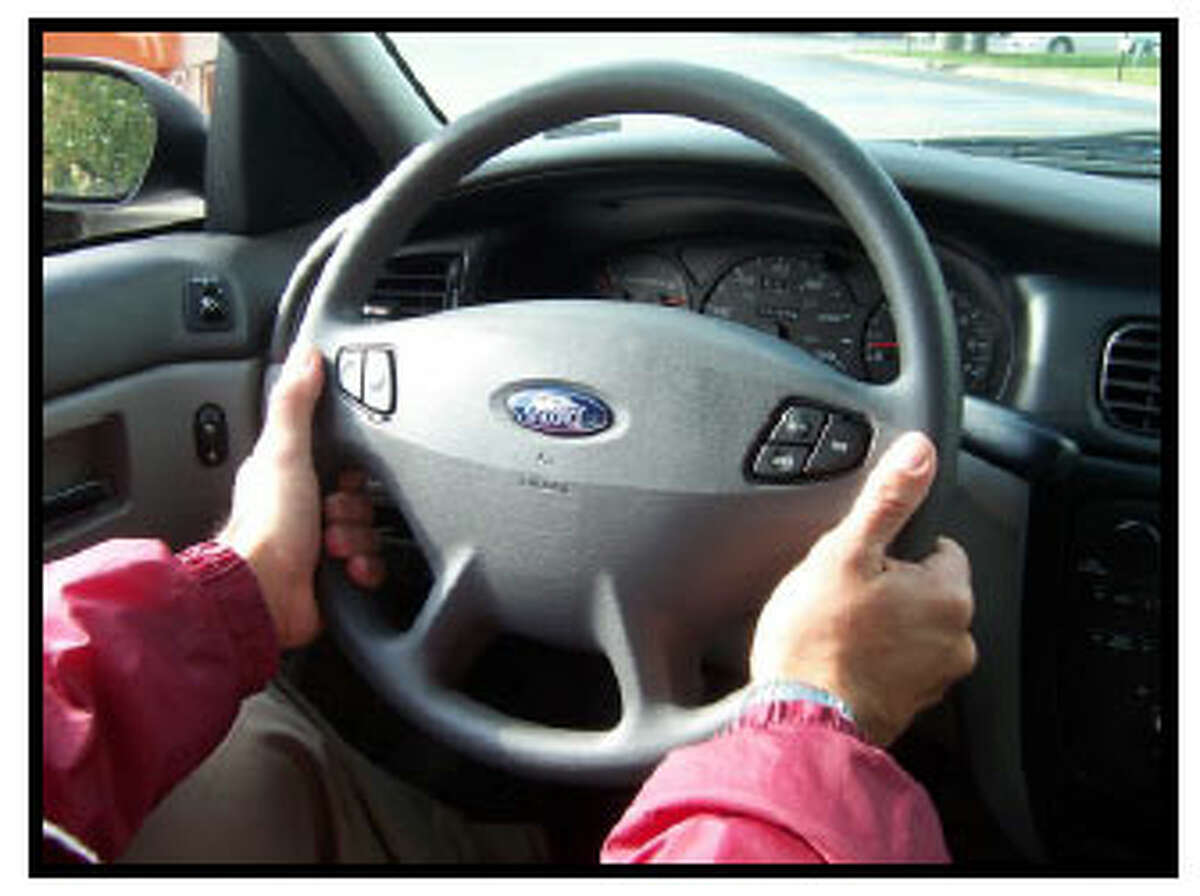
[{"left": 589, "top": 241, "right": 1012, "bottom": 398}]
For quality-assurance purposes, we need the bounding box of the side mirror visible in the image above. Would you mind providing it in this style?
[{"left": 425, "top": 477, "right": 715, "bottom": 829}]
[{"left": 42, "top": 56, "right": 206, "bottom": 208}]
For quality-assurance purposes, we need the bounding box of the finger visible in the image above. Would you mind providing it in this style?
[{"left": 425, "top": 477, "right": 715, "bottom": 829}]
[
  {"left": 927, "top": 634, "right": 978, "bottom": 700},
  {"left": 338, "top": 469, "right": 368, "bottom": 492},
  {"left": 836, "top": 431, "right": 937, "bottom": 567},
  {"left": 324, "top": 523, "right": 379, "bottom": 558},
  {"left": 347, "top": 553, "right": 387, "bottom": 589},
  {"left": 324, "top": 491, "right": 375, "bottom": 524},
  {"left": 266, "top": 345, "right": 324, "bottom": 458}
]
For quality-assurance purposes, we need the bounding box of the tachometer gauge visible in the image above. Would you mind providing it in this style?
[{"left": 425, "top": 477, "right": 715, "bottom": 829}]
[
  {"left": 595, "top": 253, "right": 690, "bottom": 307},
  {"left": 863, "top": 305, "right": 899, "bottom": 383},
  {"left": 864, "top": 286, "right": 1006, "bottom": 396},
  {"left": 703, "top": 254, "right": 866, "bottom": 377}
]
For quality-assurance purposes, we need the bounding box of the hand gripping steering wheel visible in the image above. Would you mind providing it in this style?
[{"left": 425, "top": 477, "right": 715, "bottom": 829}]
[{"left": 278, "top": 63, "right": 961, "bottom": 785}]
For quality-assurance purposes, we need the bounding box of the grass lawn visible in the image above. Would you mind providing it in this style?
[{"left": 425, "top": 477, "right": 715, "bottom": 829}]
[{"left": 864, "top": 49, "right": 1160, "bottom": 87}]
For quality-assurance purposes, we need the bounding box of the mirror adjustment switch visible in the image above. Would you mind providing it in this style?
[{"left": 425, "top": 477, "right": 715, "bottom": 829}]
[
  {"left": 337, "top": 348, "right": 364, "bottom": 401},
  {"left": 362, "top": 348, "right": 396, "bottom": 414},
  {"left": 184, "top": 276, "right": 234, "bottom": 331},
  {"left": 769, "top": 405, "right": 827, "bottom": 445},
  {"left": 752, "top": 444, "right": 810, "bottom": 480},
  {"left": 805, "top": 414, "right": 870, "bottom": 475}
]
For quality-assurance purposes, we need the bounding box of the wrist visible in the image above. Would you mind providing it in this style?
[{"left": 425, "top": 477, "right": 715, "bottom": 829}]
[
  {"left": 215, "top": 527, "right": 284, "bottom": 640},
  {"left": 741, "top": 678, "right": 859, "bottom": 728}
]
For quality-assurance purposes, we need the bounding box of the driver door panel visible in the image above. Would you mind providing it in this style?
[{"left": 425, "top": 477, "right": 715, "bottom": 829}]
[{"left": 41, "top": 227, "right": 315, "bottom": 560}]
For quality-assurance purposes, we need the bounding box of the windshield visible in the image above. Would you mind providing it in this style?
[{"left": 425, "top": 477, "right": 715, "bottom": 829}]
[{"left": 388, "top": 31, "right": 1160, "bottom": 174}]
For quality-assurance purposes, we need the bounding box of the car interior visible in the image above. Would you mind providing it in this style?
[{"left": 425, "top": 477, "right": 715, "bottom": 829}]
[{"left": 40, "top": 31, "right": 1170, "bottom": 869}]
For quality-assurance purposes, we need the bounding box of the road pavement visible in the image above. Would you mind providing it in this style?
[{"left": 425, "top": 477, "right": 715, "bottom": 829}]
[{"left": 391, "top": 32, "right": 1160, "bottom": 140}]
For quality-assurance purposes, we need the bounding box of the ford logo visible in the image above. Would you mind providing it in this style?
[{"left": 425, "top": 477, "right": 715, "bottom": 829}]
[{"left": 505, "top": 386, "right": 612, "bottom": 437}]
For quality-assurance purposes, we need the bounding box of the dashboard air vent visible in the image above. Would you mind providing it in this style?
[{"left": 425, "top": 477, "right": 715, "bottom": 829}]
[
  {"left": 363, "top": 253, "right": 461, "bottom": 319},
  {"left": 1099, "top": 320, "right": 1160, "bottom": 437}
]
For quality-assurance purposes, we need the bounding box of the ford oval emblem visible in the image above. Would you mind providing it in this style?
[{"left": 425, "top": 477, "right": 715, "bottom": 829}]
[{"left": 506, "top": 386, "right": 612, "bottom": 437}]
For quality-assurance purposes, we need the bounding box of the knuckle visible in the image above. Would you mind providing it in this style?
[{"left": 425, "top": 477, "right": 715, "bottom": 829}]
[
  {"left": 944, "top": 583, "right": 975, "bottom": 628},
  {"left": 338, "top": 469, "right": 367, "bottom": 491},
  {"left": 956, "top": 634, "right": 979, "bottom": 676},
  {"left": 867, "top": 486, "right": 911, "bottom": 532},
  {"left": 324, "top": 527, "right": 344, "bottom": 556},
  {"left": 352, "top": 495, "right": 376, "bottom": 523},
  {"left": 959, "top": 586, "right": 976, "bottom": 625},
  {"left": 325, "top": 491, "right": 370, "bottom": 522},
  {"left": 939, "top": 535, "right": 968, "bottom": 561}
]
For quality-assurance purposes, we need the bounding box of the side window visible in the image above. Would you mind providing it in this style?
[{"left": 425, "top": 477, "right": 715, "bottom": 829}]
[{"left": 41, "top": 32, "right": 218, "bottom": 251}]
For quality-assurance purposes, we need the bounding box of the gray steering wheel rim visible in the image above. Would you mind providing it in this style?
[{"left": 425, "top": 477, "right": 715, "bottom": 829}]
[{"left": 289, "top": 62, "right": 961, "bottom": 784}]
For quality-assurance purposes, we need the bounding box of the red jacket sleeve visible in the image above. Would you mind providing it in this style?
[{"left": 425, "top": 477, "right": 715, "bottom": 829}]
[
  {"left": 601, "top": 700, "right": 950, "bottom": 864},
  {"left": 42, "top": 539, "right": 278, "bottom": 862}
]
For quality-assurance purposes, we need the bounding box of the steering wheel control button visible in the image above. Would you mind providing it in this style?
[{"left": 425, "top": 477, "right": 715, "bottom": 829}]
[
  {"left": 805, "top": 414, "right": 871, "bottom": 476},
  {"left": 769, "top": 405, "right": 827, "bottom": 445},
  {"left": 362, "top": 348, "right": 396, "bottom": 414},
  {"left": 336, "top": 348, "right": 364, "bottom": 401},
  {"left": 753, "top": 444, "right": 810, "bottom": 480}
]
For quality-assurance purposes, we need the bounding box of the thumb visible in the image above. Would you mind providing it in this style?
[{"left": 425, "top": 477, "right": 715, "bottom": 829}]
[
  {"left": 265, "top": 345, "right": 324, "bottom": 457},
  {"left": 835, "top": 431, "right": 937, "bottom": 567}
]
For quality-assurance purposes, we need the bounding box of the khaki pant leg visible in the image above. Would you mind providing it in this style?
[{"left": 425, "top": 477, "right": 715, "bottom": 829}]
[{"left": 118, "top": 680, "right": 549, "bottom": 864}]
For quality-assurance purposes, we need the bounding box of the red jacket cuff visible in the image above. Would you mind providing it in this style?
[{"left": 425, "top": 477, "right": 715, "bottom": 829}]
[
  {"left": 728, "top": 696, "right": 866, "bottom": 742},
  {"left": 176, "top": 542, "right": 279, "bottom": 696}
]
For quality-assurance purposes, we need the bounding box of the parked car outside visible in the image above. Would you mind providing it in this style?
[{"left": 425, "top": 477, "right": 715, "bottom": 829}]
[{"left": 990, "top": 31, "right": 1141, "bottom": 54}]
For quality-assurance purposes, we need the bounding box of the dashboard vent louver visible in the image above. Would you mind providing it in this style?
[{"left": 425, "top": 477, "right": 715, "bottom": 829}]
[
  {"left": 363, "top": 253, "right": 461, "bottom": 319},
  {"left": 1099, "top": 320, "right": 1160, "bottom": 437}
]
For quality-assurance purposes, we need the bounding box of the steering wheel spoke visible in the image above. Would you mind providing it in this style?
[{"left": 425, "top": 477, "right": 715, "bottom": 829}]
[
  {"left": 401, "top": 549, "right": 494, "bottom": 684},
  {"left": 590, "top": 573, "right": 705, "bottom": 721}
]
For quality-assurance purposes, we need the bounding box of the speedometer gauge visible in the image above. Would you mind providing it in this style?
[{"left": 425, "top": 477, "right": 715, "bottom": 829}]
[{"left": 703, "top": 255, "right": 867, "bottom": 377}]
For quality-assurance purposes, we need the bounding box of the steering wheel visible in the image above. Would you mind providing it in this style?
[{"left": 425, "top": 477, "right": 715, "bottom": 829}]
[{"left": 277, "top": 62, "right": 961, "bottom": 785}]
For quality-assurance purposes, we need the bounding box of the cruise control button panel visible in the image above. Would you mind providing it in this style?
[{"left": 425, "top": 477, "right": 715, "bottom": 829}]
[
  {"left": 337, "top": 346, "right": 395, "bottom": 416},
  {"left": 747, "top": 401, "right": 872, "bottom": 483}
]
